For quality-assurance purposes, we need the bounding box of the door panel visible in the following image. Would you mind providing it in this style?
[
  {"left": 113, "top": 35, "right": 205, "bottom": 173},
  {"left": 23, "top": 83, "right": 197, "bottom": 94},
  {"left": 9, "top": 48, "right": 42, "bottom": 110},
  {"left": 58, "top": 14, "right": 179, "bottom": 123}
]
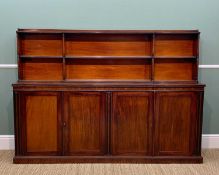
[
  {"left": 64, "top": 92, "right": 107, "bottom": 155},
  {"left": 111, "top": 92, "right": 153, "bottom": 155},
  {"left": 154, "top": 91, "right": 198, "bottom": 156},
  {"left": 20, "top": 92, "right": 61, "bottom": 155}
]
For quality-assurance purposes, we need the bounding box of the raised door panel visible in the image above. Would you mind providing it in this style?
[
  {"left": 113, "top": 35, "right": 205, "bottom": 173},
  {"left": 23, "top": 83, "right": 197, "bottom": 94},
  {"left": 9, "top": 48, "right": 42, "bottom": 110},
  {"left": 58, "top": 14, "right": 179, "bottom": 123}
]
[
  {"left": 19, "top": 92, "right": 62, "bottom": 156},
  {"left": 64, "top": 92, "right": 107, "bottom": 155},
  {"left": 111, "top": 92, "right": 153, "bottom": 156},
  {"left": 154, "top": 91, "right": 199, "bottom": 156}
]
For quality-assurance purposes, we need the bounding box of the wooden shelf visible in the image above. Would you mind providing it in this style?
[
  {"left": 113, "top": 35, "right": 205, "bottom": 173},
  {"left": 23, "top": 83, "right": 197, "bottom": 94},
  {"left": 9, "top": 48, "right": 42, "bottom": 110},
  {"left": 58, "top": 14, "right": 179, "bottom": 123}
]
[
  {"left": 20, "top": 55, "right": 153, "bottom": 60},
  {"left": 65, "top": 79, "right": 152, "bottom": 83},
  {"left": 17, "top": 29, "right": 200, "bottom": 34},
  {"left": 20, "top": 55, "right": 63, "bottom": 59},
  {"left": 154, "top": 56, "right": 197, "bottom": 59},
  {"left": 65, "top": 56, "right": 152, "bottom": 59}
]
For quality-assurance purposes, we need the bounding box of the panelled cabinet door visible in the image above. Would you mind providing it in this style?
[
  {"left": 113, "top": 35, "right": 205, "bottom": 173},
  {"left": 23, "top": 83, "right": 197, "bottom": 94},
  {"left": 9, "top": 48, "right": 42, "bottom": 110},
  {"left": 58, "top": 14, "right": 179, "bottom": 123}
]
[
  {"left": 154, "top": 91, "right": 200, "bottom": 156},
  {"left": 17, "top": 92, "right": 62, "bottom": 156},
  {"left": 111, "top": 92, "right": 153, "bottom": 156},
  {"left": 63, "top": 92, "right": 107, "bottom": 156}
]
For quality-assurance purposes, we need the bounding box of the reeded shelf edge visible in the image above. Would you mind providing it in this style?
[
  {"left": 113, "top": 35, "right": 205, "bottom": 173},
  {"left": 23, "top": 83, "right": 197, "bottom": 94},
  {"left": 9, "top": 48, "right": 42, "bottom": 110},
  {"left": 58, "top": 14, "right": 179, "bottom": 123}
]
[
  {"left": 154, "top": 56, "right": 197, "bottom": 59},
  {"left": 12, "top": 80, "right": 205, "bottom": 89},
  {"left": 19, "top": 55, "right": 197, "bottom": 60},
  {"left": 65, "top": 56, "right": 152, "bottom": 59},
  {"left": 19, "top": 55, "right": 63, "bottom": 59}
]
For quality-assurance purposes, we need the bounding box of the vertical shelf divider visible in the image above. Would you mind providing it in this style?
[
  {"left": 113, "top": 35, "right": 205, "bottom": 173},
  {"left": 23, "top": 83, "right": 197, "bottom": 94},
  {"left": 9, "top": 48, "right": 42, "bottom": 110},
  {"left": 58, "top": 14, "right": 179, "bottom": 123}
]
[
  {"left": 17, "top": 32, "right": 22, "bottom": 80},
  {"left": 151, "top": 33, "right": 155, "bottom": 82},
  {"left": 62, "top": 33, "right": 66, "bottom": 81},
  {"left": 194, "top": 33, "right": 200, "bottom": 82}
]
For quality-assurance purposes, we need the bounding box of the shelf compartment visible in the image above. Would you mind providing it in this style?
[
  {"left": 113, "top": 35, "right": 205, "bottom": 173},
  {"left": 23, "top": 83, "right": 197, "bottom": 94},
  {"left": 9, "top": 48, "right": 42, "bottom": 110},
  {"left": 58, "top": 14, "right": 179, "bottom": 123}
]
[
  {"left": 19, "top": 33, "right": 63, "bottom": 56},
  {"left": 65, "top": 59, "right": 151, "bottom": 80},
  {"left": 65, "top": 34, "right": 152, "bottom": 56},
  {"left": 20, "top": 58, "right": 63, "bottom": 80},
  {"left": 154, "top": 59, "right": 196, "bottom": 81},
  {"left": 154, "top": 34, "right": 198, "bottom": 57}
]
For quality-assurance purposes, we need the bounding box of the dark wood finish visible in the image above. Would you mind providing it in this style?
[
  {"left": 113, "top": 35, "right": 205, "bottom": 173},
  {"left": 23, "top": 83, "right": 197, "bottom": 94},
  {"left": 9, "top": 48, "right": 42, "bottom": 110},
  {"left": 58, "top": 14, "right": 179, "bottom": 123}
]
[
  {"left": 154, "top": 59, "right": 195, "bottom": 81},
  {"left": 17, "top": 29, "right": 200, "bottom": 34},
  {"left": 13, "top": 155, "right": 203, "bottom": 164},
  {"left": 63, "top": 92, "right": 107, "bottom": 155},
  {"left": 13, "top": 29, "right": 205, "bottom": 164},
  {"left": 154, "top": 34, "right": 198, "bottom": 56},
  {"left": 17, "top": 29, "right": 199, "bottom": 82},
  {"left": 154, "top": 91, "right": 199, "bottom": 156},
  {"left": 15, "top": 92, "right": 62, "bottom": 156},
  {"left": 111, "top": 92, "right": 153, "bottom": 155},
  {"left": 20, "top": 58, "right": 63, "bottom": 80},
  {"left": 19, "top": 34, "right": 62, "bottom": 56},
  {"left": 66, "top": 59, "right": 151, "bottom": 80},
  {"left": 65, "top": 34, "right": 152, "bottom": 56}
]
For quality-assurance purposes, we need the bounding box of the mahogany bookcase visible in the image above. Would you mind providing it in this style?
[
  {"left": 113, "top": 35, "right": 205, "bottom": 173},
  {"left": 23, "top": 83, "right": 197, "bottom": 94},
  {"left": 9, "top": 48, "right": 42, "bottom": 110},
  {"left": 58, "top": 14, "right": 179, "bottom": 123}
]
[{"left": 13, "top": 29, "right": 205, "bottom": 163}]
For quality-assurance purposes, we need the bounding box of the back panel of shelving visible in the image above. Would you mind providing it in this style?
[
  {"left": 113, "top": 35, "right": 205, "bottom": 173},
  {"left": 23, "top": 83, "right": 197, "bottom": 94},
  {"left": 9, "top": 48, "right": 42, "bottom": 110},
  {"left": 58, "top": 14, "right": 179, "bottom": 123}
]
[
  {"left": 65, "top": 59, "right": 151, "bottom": 80},
  {"left": 154, "top": 34, "right": 198, "bottom": 57},
  {"left": 20, "top": 58, "right": 63, "bottom": 80},
  {"left": 154, "top": 59, "right": 195, "bottom": 81},
  {"left": 65, "top": 34, "right": 152, "bottom": 56},
  {"left": 19, "top": 34, "right": 63, "bottom": 56}
]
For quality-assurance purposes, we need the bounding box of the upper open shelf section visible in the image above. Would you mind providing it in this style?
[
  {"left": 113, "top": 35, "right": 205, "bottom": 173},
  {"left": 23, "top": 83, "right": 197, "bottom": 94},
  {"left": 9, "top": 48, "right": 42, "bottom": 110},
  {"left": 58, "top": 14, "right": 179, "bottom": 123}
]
[{"left": 17, "top": 29, "right": 200, "bottom": 83}]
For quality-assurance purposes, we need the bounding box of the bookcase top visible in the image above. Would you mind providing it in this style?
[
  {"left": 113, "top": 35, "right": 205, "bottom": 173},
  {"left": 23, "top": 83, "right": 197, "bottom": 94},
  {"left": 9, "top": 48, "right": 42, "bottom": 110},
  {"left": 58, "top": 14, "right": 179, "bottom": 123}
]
[{"left": 17, "top": 29, "right": 200, "bottom": 34}]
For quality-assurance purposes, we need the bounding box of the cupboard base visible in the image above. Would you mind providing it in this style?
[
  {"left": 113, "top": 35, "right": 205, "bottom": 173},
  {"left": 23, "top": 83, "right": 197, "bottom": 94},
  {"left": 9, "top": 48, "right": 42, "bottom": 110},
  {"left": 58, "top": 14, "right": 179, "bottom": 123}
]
[{"left": 13, "top": 155, "right": 203, "bottom": 164}]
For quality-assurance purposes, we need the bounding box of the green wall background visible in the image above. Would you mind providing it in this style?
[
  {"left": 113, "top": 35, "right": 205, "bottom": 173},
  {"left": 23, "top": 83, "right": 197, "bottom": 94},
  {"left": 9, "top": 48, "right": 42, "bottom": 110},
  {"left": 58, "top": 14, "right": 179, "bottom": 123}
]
[{"left": 0, "top": 0, "right": 219, "bottom": 134}]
